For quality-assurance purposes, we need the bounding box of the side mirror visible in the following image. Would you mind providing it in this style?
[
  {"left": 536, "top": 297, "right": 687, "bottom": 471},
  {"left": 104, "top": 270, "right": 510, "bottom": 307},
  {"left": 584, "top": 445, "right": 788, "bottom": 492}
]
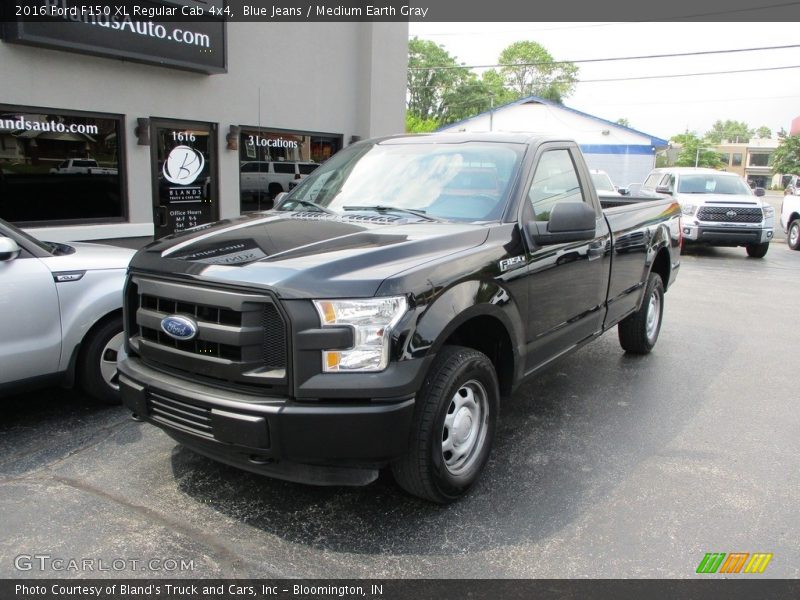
[
  {"left": 274, "top": 192, "right": 288, "bottom": 205},
  {"left": 754, "top": 187, "right": 765, "bottom": 197},
  {"left": 529, "top": 202, "right": 597, "bottom": 245},
  {"left": 655, "top": 185, "right": 672, "bottom": 195},
  {"left": 0, "top": 237, "right": 21, "bottom": 262}
]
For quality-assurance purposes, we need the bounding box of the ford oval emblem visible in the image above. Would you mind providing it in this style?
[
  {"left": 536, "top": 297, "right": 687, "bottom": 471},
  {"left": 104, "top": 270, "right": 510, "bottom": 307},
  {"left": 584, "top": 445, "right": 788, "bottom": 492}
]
[{"left": 160, "top": 315, "right": 198, "bottom": 341}]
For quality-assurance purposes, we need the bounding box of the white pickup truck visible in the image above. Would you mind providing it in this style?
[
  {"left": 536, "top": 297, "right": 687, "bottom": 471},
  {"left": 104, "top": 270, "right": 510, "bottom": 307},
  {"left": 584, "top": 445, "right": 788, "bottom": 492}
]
[
  {"left": 780, "top": 191, "right": 800, "bottom": 250},
  {"left": 49, "top": 158, "right": 118, "bottom": 175},
  {"left": 642, "top": 167, "right": 775, "bottom": 258}
]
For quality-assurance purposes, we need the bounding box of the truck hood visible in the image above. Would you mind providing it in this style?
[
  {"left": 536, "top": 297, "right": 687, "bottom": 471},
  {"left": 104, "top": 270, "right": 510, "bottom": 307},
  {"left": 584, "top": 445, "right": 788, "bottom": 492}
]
[
  {"left": 673, "top": 193, "right": 763, "bottom": 207},
  {"left": 130, "top": 212, "right": 491, "bottom": 298},
  {"left": 40, "top": 241, "right": 135, "bottom": 272}
]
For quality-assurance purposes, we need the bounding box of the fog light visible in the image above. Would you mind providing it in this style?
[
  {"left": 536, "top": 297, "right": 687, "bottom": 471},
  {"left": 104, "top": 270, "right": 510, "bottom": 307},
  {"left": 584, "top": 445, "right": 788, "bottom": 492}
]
[
  {"left": 683, "top": 228, "right": 691, "bottom": 235},
  {"left": 767, "top": 231, "right": 773, "bottom": 238}
]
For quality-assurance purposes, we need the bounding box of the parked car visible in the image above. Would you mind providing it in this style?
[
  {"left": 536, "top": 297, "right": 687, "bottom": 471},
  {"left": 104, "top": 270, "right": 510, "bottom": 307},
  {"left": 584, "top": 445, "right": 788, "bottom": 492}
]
[
  {"left": 589, "top": 169, "right": 622, "bottom": 196},
  {"left": 49, "top": 158, "right": 118, "bottom": 175},
  {"left": 118, "top": 133, "right": 681, "bottom": 503},
  {"left": 783, "top": 174, "right": 800, "bottom": 196},
  {"left": 240, "top": 161, "right": 319, "bottom": 198},
  {"left": 0, "top": 219, "right": 134, "bottom": 403},
  {"left": 641, "top": 167, "right": 775, "bottom": 258},
  {"left": 780, "top": 192, "right": 800, "bottom": 250}
]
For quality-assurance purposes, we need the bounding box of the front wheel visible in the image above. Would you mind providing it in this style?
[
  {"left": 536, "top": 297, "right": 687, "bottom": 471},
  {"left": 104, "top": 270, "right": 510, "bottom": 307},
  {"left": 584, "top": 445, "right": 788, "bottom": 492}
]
[
  {"left": 746, "top": 242, "right": 770, "bottom": 258},
  {"left": 392, "top": 346, "right": 499, "bottom": 504},
  {"left": 618, "top": 272, "right": 665, "bottom": 355},
  {"left": 78, "top": 317, "right": 124, "bottom": 405},
  {"left": 788, "top": 219, "right": 800, "bottom": 251}
]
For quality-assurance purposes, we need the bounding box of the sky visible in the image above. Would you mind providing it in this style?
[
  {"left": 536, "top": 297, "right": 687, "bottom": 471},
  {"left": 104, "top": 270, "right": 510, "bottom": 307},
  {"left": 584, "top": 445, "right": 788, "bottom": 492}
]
[{"left": 407, "top": 22, "right": 800, "bottom": 141}]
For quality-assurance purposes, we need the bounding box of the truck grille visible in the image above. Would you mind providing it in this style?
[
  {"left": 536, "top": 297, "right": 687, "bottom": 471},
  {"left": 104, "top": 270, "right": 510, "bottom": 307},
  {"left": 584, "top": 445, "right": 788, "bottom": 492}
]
[
  {"left": 697, "top": 207, "right": 762, "bottom": 223},
  {"left": 148, "top": 392, "right": 213, "bottom": 439},
  {"left": 126, "top": 276, "right": 288, "bottom": 390}
]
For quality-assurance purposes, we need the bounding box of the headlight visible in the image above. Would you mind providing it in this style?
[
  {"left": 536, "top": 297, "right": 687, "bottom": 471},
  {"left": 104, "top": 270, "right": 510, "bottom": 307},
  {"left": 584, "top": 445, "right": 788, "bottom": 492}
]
[
  {"left": 762, "top": 205, "right": 775, "bottom": 219},
  {"left": 681, "top": 204, "right": 696, "bottom": 216},
  {"left": 313, "top": 297, "right": 407, "bottom": 372}
]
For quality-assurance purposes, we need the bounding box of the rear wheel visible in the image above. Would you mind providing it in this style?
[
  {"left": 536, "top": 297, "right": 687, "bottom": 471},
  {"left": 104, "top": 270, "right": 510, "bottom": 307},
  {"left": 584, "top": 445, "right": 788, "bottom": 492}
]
[
  {"left": 746, "top": 242, "right": 770, "bottom": 258},
  {"left": 788, "top": 219, "right": 800, "bottom": 251},
  {"left": 392, "top": 346, "right": 498, "bottom": 504},
  {"left": 78, "top": 317, "right": 124, "bottom": 405},
  {"left": 618, "top": 272, "right": 664, "bottom": 355}
]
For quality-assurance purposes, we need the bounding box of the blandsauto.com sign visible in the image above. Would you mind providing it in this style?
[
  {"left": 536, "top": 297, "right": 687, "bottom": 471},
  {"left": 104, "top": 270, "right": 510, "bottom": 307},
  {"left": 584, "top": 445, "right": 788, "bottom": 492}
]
[{"left": 2, "top": 0, "right": 226, "bottom": 74}]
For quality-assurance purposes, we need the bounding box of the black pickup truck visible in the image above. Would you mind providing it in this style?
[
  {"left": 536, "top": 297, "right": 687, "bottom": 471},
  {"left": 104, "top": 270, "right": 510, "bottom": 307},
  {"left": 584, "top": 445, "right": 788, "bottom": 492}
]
[{"left": 119, "top": 133, "right": 681, "bottom": 503}]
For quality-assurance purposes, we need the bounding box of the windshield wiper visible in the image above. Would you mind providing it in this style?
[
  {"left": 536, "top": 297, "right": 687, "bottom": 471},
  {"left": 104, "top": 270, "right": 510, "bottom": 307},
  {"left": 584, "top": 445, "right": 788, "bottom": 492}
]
[
  {"left": 277, "top": 198, "right": 336, "bottom": 214},
  {"left": 342, "top": 205, "right": 443, "bottom": 222}
]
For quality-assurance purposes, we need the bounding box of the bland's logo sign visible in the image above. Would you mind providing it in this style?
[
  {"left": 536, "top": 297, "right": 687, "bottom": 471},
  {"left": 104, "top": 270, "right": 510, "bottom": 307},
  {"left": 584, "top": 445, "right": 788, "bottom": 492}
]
[{"left": 163, "top": 145, "right": 204, "bottom": 185}]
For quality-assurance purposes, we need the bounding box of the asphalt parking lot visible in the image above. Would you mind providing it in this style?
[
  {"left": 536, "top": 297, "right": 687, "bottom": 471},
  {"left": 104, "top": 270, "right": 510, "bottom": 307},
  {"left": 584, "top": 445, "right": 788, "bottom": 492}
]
[{"left": 2, "top": 242, "right": 798, "bottom": 579}]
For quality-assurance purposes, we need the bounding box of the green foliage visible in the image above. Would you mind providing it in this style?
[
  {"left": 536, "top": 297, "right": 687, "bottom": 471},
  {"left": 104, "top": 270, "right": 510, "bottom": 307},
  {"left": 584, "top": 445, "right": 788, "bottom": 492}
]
[
  {"left": 756, "top": 126, "right": 772, "bottom": 139},
  {"left": 497, "top": 41, "right": 578, "bottom": 103},
  {"left": 674, "top": 133, "right": 723, "bottom": 169},
  {"left": 616, "top": 118, "right": 630, "bottom": 128},
  {"left": 704, "top": 120, "right": 753, "bottom": 144},
  {"left": 670, "top": 131, "right": 700, "bottom": 146},
  {"left": 770, "top": 135, "right": 800, "bottom": 175},
  {"left": 407, "top": 38, "right": 476, "bottom": 122},
  {"left": 405, "top": 114, "right": 440, "bottom": 133}
]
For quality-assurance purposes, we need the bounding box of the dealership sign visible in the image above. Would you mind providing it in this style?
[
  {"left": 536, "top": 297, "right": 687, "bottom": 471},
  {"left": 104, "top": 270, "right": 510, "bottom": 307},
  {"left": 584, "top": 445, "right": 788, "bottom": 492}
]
[{"left": 1, "top": 0, "right": 226, "bottom": 74}]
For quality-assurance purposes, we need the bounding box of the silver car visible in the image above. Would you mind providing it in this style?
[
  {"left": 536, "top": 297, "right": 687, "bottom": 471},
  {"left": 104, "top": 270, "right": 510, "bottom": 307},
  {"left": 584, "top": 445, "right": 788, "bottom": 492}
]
[{"left": 0, "top": 219, "right": 134, "bottom": 403}]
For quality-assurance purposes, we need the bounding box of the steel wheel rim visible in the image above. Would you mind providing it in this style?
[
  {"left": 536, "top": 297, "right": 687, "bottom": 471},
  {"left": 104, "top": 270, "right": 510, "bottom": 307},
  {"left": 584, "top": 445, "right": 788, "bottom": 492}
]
[
  {"left": 645, "top": 290, "right": 661, "bottom": 343},
  {"left": 790, "top": 224, "right": 799, "bottom": 247},
  {"left": 441, "top": 379, "right": 489, "bottom": 475},
  {"left": 100, "top": 331, "right": 124, "bottom": 391}
]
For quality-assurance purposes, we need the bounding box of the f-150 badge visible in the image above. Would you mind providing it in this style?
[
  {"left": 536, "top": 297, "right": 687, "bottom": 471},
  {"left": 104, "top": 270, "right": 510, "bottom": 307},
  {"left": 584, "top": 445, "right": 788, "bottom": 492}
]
[{"left": 499, "top": 256, "right": 525, "bottom": 272}]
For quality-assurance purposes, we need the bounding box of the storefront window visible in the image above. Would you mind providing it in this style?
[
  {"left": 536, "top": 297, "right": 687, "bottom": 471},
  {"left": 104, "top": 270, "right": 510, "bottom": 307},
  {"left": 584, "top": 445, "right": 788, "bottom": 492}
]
[
  {"left": 748, "top": 153, "right": 770, "bottom": 167},
  {"left": 238, "top": 127, "right": 341, "bottom": 212},
  {"left": 731, "top": 153, "right": 742, "bottom": 167},
  {"left": 0, "top": 107, "right": 124, "bottom": 224}
]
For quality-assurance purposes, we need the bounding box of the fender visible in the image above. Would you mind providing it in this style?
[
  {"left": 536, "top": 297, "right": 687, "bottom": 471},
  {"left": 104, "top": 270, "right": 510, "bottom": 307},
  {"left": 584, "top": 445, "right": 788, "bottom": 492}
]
[
  {"left": 57, "top": 269, "right": 127, "bottom": 372},
  {"left": 404, "top": 278, "right": 526, "bottom": 384},
  {"left": 633, "top": 223, "right": 673, "bottom": 311}
]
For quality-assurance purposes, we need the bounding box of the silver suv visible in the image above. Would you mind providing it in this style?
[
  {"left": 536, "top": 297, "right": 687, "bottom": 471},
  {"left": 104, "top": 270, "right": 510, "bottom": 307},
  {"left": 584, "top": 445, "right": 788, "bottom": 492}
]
[
  {"left": 642, "top": 167, "right": 775, "bottom": 258},
  {"left": 0, "top": 219, "right": 134, "bottom": 403}
]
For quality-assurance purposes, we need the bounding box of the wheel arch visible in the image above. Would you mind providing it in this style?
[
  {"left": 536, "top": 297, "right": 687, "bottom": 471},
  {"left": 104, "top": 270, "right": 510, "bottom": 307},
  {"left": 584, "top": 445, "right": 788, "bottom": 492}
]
[{"left": 407, "top": 280, "right": 524, "bottom": 397}]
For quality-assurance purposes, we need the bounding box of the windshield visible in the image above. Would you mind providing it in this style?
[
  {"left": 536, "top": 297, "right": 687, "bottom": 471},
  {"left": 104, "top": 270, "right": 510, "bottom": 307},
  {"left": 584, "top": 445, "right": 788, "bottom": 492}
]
[
  {"left": 279, "top": 140, "right": 525, "bottom": 222},
  {"left": 590, "top": 172, "right": 616, "bottom": 192},
  {"left": 0, "top": 218, "right": 53, "bottom": 255},
  {"left": 677, "top": 174, "right": 752, "bottom": 195}
]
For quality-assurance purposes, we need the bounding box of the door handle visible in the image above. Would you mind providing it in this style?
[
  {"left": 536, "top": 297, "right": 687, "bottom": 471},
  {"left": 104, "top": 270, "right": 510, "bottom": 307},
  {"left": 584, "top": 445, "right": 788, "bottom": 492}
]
[{"left": 155, "top": 206, "right": 168, "bottom": 227}]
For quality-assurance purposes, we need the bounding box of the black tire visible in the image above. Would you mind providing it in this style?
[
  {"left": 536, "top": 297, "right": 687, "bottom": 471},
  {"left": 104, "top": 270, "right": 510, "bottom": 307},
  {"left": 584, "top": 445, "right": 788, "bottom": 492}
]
[
  {"left": 392, "top": 346, "right": 499, "bottom": 504},
  {"left": 618, "top": 272, "right": 665, "bottom": 355},
  {"left": 788, "top": 219, "right": 800, "bottom": 251},
  {"left": 268, "top": 183, "right": 284, "bottom": 200},
  {"left": 746, "top": 242, "right": 770, "bottom": 258},
  {"left": 78, "top": 317, "right": 124, "bottom": 405}
]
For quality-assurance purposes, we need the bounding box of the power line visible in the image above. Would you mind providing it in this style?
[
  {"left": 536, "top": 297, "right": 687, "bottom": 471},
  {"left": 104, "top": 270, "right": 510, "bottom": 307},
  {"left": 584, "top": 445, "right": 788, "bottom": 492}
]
[
  {"left": 407, "top": 64, "right": 800, "bottom": 90},
  {"left": 407, "top": 44, "right": 800, "bottom": 71}
]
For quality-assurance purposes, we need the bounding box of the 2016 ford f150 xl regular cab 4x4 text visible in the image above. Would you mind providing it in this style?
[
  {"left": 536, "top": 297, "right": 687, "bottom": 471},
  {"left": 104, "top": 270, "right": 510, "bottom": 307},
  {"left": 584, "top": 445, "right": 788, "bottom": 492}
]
[{"left": 119, "top": 134, "right": 681, "bottom": 503}]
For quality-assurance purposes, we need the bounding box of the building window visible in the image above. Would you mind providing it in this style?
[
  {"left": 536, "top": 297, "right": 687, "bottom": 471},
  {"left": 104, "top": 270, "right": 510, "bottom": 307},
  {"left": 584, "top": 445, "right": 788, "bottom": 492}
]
[
  {"left": 731, "top": 153, "right": 742, "bottom": 167},
  {"left": 0, "top": 106, "right": 124, "bottom": 225},
  {"left": 748, "top": 153, "right": 770, "bottom": 167},
  {"left": 718, "top": 153, "right": 730, "bottom": 166},
  {"left": 238, "top": 127, "right": 342, "bottom": 212}
]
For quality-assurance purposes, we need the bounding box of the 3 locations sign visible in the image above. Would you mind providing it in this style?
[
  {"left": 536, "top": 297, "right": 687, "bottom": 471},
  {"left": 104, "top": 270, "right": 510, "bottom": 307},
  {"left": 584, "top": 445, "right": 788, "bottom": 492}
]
[{"left": 1, "top": 0, "right": 226, "bottom": 74}]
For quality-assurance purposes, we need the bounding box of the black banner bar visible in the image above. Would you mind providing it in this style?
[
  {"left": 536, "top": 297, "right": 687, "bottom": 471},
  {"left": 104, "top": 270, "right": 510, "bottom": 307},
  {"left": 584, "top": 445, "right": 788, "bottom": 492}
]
[
  {"left": 2, "top": 0, "right": 800, "bottom": 22},
  {"left": 2, "top": 580, "right": 800, "bottom": 600}
]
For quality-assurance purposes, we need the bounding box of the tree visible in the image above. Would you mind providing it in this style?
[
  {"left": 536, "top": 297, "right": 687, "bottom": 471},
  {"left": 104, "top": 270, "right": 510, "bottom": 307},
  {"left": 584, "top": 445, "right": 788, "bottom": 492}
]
[
  {"left": 405, "top": 114, "right": 440, "bottom": 133},
  {"left": 406, "top": 38, "right": 475, "bottom": 122},
  {"left": 497, "top": 41, "right": 579, "bottom": 103},
  {"left": 756, "top": 126, "right": 772, "bottom": 139},
  {"left": 674, "top": 133, "right": 723, "bottom": 169},
  {"left": 770, "top": 134, "right": 800, "bottom": 176},
  {"left": 704, "top": 120, "right": 753, "bottom": 144},
  {"left": 616, "top": 118, "right": 630, "bottom": 128}
]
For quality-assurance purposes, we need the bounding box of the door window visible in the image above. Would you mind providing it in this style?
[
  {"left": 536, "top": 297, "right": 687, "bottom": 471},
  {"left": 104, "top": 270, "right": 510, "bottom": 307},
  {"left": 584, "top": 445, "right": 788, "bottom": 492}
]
[{"left": 528, "top": 149, "right": 585, "bottom": 221}]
